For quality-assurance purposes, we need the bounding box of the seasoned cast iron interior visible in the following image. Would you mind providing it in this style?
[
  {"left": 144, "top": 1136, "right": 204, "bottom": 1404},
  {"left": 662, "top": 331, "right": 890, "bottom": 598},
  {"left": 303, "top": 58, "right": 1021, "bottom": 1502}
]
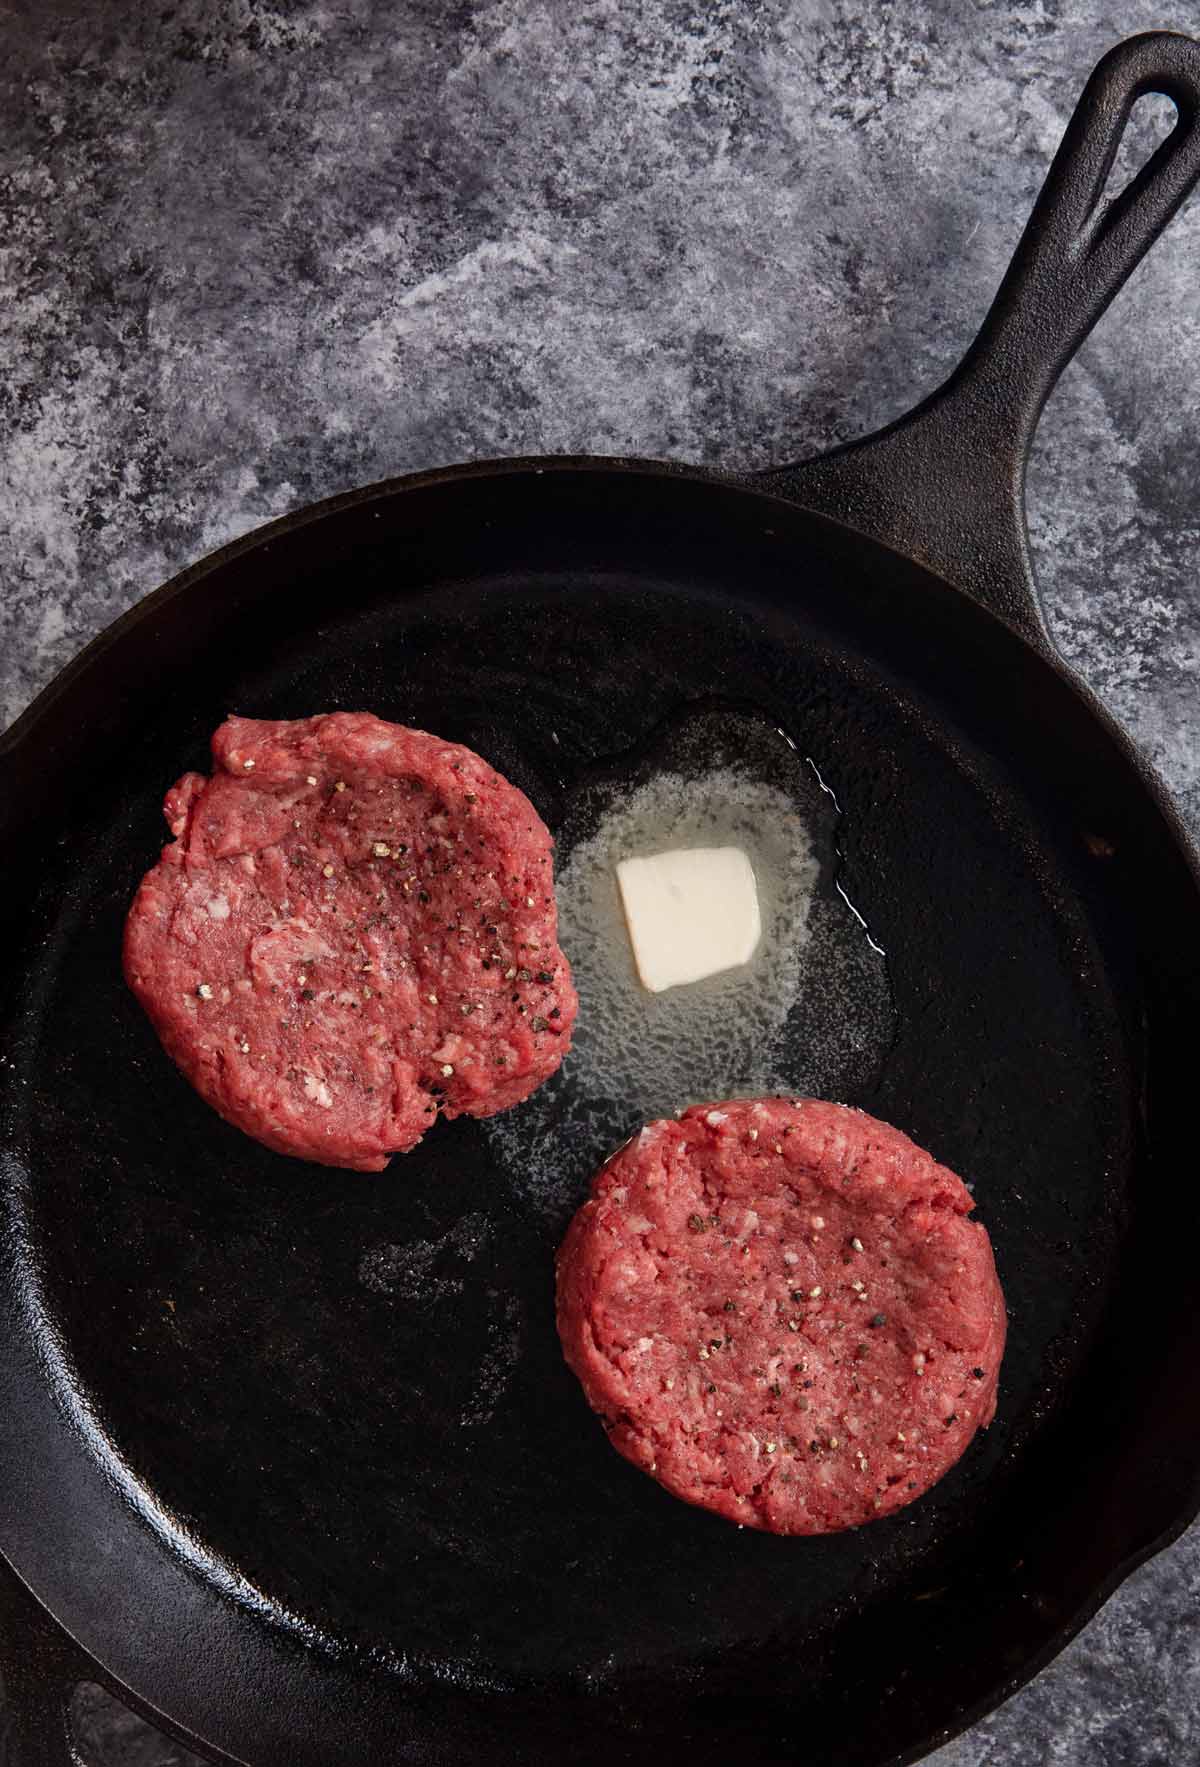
[{"left": 4, "top": 469, "right": 1200, "bottom": 1766}]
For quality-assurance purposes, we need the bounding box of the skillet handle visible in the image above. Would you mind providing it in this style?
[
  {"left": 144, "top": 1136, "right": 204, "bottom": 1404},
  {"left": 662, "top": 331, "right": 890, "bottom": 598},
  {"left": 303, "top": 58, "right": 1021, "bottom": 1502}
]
[
  {"left": 0, "top": 1556, "right": 81, "bottom": 1766},
  {"left": 757, "top": 31, "right": 1200, "bottom": 645},
  {"left": 0, "top": 1553, "right": 222, "bottom": 1766}
]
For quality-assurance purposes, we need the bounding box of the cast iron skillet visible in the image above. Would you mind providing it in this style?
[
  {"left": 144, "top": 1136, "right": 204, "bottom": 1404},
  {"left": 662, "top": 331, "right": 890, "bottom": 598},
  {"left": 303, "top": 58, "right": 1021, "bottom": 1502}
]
[{"left": 2, "top": 31, "right": 1200, "bottom": 1767}]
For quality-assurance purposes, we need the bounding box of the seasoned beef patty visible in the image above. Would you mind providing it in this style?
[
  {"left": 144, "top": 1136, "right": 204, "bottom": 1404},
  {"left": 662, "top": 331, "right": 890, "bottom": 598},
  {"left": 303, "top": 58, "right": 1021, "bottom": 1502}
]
[
  {"left": 556, "top": 1099, "right": 1005, "bottom": 1533},
  {"left": 124, "top": 713, "right": 577, "bottom": 1170}
]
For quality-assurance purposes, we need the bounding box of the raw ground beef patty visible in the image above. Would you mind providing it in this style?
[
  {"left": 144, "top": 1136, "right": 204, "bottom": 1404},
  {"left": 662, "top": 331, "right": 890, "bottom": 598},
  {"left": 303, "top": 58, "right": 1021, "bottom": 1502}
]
[
  {"left": 124, "top": 713, "right": 577, "bottom": 1170},
  {"left": 556, "top": 1099, "right": 1005, "bottom": 1533}
]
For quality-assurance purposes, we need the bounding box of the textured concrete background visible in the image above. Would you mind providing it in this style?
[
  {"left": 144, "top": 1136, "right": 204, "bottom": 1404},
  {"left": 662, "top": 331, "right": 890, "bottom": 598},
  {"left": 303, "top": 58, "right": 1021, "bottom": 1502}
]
[{"left": 2, "top": 1, "right": 1198, "bottom": 1762}]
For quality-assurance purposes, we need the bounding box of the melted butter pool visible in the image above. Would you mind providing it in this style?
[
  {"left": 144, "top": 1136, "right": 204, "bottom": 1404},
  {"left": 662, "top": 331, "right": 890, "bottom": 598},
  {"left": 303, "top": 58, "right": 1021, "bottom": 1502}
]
[{"left": 483, "top": 704, "right": 896, "bottom": 1227}]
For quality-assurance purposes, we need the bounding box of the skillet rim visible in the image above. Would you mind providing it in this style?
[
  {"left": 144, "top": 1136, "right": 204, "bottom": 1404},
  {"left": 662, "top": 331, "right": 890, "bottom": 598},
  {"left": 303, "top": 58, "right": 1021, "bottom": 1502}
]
[{"left": 3, "top": 451, "right": 1197, "bottom": 889}]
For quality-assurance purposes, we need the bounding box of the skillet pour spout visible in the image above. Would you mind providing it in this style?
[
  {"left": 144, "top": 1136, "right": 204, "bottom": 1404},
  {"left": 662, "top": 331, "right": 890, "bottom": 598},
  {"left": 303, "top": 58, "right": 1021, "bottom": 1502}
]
[{"left": 759, "top": 30, "right": 1200, "bottom": 646}]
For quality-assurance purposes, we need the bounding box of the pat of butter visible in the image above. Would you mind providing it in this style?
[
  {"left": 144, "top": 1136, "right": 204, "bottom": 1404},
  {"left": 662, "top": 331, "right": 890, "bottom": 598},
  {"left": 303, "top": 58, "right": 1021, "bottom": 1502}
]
[{"left": 616, "top": 846, "right": 761, "bottom": 993}]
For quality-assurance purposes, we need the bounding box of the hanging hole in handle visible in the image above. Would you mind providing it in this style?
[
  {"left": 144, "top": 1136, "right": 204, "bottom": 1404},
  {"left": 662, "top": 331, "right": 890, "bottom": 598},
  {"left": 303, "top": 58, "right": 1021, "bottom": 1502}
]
[
  {"left": 68, "top": 1681, "right": 206, "bottom": 1767},
  {"left": 1094, "top": 91, "right": 1180, "bottom": 219}
]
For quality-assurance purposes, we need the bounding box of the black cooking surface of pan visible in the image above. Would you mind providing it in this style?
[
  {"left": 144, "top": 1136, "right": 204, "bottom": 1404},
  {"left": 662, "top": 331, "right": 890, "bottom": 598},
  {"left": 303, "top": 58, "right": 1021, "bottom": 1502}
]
[{"left": 3, "top": 32, "right": 1200, "bottom": 1767}]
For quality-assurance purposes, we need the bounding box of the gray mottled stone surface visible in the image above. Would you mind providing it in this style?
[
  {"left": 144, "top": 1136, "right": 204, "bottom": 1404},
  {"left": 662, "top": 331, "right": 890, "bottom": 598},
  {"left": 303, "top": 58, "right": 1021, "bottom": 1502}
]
[{"left": 2, "top": 2, "right": 1198, "bottom": 1763}]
